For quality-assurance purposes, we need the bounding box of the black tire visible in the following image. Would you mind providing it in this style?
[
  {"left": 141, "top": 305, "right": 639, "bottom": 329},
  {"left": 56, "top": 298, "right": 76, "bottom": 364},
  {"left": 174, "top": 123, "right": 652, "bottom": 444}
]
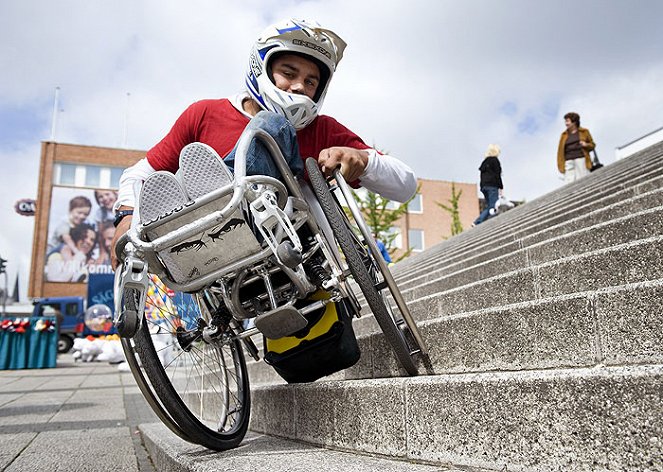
[
  {"left": 116, "top": 287, "right": 140, "bottom": 338},
  {"left": 306, "top": 158, "right": 418, "bottom": 375},
  {"left": 120, "top": 336, "right": 193, "bottom": 443},
  {"left": 130, "top": 275, "right": 251, "bottom": 450},
  {"left": 58, "top": 334, "right": 74, "bottom": 354}
]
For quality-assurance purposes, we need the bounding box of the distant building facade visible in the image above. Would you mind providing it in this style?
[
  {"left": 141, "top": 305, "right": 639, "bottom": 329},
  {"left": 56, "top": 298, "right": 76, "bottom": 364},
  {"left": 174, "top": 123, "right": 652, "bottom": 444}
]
[
  {"left": 29, "top": 141, "right": 143, "bottom": 299},
  {"left": 355, "top": 179, "right": 478, "bottom": 261}
]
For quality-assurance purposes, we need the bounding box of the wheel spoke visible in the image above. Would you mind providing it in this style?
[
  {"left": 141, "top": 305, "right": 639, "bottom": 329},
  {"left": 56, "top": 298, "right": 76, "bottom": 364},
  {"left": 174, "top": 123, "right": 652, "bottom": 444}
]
[{"left": 128, "top": 274, "right": 251, "bottom": 450}]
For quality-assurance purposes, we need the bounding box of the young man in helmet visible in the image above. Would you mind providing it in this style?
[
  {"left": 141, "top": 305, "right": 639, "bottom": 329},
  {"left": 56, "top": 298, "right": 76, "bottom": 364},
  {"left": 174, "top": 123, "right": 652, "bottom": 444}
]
[{"left": 111, "top": 19, "right": 417, "bottom": 268}]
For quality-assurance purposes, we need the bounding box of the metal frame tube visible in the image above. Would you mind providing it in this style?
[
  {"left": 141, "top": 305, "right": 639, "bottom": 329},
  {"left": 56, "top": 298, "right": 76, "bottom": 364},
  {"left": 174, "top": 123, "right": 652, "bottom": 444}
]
[{"left": 334, "top": 170, "right": 428, "bottom": 356}]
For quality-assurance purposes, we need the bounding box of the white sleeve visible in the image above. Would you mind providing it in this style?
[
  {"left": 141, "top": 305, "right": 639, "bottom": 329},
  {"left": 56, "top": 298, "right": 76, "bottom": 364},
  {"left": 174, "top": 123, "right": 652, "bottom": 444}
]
[
  {"left": 113, "top": 158, "right": 156, "bottom": 210},
  {"left": 359, "top": 149, "right": 417, "bottom": 203}
]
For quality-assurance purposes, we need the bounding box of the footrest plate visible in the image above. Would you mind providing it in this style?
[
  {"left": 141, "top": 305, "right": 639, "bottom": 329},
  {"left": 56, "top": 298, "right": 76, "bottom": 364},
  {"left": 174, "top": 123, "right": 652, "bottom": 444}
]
[{"left": 254, "top": 305, "right": 307, "bottom": 339}]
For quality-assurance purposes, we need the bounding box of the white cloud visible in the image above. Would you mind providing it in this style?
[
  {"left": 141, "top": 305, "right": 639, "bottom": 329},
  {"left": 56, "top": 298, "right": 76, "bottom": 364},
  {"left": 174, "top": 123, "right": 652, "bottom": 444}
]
[{"left": 0, "top": 145, "right": 41, "bottom": 300}]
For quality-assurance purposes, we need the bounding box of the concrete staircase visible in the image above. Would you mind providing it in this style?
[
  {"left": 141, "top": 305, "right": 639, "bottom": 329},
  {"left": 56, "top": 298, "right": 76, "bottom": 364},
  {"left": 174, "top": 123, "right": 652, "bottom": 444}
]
[{"left": 246, "top": 141, "right": 663, "bottom": 472}]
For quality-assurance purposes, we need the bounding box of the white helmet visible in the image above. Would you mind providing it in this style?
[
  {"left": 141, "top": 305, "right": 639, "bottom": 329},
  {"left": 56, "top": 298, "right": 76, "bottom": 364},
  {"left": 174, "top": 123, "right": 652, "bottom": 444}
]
[{"left": 245, "top": 19, "right": 347, "bottom": 129}]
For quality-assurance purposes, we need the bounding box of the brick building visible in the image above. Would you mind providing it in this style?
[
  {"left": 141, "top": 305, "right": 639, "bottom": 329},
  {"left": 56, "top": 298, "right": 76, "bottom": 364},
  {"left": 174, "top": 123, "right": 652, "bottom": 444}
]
[
  {"left": 29, "top": 142, "right": 143, "bottom": 299},
  {"left": 355, "top": 179, "right": 478, "bottom": 261}
]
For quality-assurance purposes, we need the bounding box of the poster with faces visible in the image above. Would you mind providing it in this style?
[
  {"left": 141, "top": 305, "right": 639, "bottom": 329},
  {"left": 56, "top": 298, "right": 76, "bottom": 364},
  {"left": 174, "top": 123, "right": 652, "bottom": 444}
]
[{"left": 44, "top": 186, "right": 117, "bottom": 283}]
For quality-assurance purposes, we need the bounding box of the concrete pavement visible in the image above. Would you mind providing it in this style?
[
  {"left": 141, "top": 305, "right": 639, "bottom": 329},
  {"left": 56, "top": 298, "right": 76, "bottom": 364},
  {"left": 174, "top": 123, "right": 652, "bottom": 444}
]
[
  {"left": 0, "top": 353, "right": 156, "bottom": 472},
  {"left": 0, "top": 354, "right": 466, "bottom": 472}
]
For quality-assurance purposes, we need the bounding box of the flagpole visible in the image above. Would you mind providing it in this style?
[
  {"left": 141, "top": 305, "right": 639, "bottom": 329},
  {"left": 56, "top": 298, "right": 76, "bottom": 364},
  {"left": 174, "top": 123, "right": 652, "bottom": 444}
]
[
  {"left": 50, "top": 86, "right": 60, "bottom": 141},
  {"left": 1, "top": 272, "right": 6, "bottom": 315}
]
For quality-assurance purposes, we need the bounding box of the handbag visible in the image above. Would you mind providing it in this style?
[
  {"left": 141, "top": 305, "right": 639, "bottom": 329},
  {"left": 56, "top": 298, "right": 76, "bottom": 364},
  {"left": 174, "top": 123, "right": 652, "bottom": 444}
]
[
  {"left": 590, "top": 149, "right": 603, "bottom": 172},
  {"left": 489, "top": 196, "right": 515, "bottom": 216}
]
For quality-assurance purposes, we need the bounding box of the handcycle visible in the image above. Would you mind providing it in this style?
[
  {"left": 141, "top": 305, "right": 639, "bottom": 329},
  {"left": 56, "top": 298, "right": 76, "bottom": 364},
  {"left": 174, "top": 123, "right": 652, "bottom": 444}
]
[{"left": 113, "top": 129, "right": 428, "bottom": 451}]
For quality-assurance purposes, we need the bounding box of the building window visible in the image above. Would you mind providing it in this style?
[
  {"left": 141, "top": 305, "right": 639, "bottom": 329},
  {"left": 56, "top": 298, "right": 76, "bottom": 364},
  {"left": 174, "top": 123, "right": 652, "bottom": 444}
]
[
  {"left": 85, "top": 165, "right": 101, "bottom": 187},
  {"left": 110, "top": 167, "right": 124, "bottom": 188},
  {"left": 408, "top": 194, "right": 423, "bottom": 213},
  {"left": 385, "top": 226, "right": 402, "bottom": 249},
  {"left": 65, "top": 303, "right": 79, "bottom": 316},
  {"left": 385, "top": 200, "right": 400, "bottom": 210},
  {"left": 408, "top": 229, "right": 424, "bottom": 252},
  {"left": 53, "top": 163, "right": 126, "bottom": 189},
  {"left": 58, "top": 163, "right": 77, "bottom": 186},
  {"left": 352, "top": 187, "right": 367, "bottom": 202},
  {"left": 351, "top": 188, "right": 402, "bottom": 212}
]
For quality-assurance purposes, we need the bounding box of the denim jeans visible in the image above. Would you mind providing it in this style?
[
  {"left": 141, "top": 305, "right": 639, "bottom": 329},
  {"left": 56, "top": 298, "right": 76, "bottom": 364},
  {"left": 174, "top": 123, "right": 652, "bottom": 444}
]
[
  {"left": 223, "top": 111, "right": 304, "bottom": 180},
  {"left": 474, "top": 186, "right": 500, "bottom": 225}
]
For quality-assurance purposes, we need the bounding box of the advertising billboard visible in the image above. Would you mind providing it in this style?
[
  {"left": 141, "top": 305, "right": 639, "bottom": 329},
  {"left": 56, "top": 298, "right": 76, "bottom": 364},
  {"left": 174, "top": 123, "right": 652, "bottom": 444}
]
[{"left": 44, "top": 186, "right": 117, "bottom": 283}]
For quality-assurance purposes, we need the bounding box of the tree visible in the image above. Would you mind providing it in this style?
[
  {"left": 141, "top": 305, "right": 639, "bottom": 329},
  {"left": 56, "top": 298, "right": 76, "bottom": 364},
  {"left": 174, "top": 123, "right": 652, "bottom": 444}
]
[
  {"left": 436, "top": 182, "right": 464, "bottom": 237},
  {"left": 342, "top": 143, "right": 419, "bottom": 262},
  {"left": 345, "top": 185, "right": 419, "bottom": 263}
]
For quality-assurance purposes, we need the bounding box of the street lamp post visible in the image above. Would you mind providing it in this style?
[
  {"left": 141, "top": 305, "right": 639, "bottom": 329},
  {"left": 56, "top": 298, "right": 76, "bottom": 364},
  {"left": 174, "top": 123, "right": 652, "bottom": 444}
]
[{"left": 0, "top": 256, "right": 7, "bottom": 316}]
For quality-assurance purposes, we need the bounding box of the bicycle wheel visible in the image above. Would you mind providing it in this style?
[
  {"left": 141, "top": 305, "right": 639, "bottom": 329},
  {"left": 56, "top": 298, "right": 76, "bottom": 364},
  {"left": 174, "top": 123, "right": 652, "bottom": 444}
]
[
  {"left": 306, "top": 158, "right": 418, "bottom": 375},
  {"left": 130, "top": 275, "right": 251, "bottom": 451}
]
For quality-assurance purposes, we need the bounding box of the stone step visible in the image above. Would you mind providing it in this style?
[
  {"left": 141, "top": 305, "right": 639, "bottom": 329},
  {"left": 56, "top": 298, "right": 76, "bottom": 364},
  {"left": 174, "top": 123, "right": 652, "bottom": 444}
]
[
  {"left": 393, "top": 172, "right": 663, "bottom": 284},
  {"left": 248, "top": 278, "right": 663, "bottom": 383},
  {"left": 397, "top": 149, "right": 663, "bottom": 270},
  {"left": 352, "top": 234, "right": 663, "bottom": 337},
  {"left": 235, "top": 143, "right": 663, "bottom": 472},
  {"left": 479, "top": 167, "right": 659, "bottom": 244},
  {"left": 351, "top": 180, "right": 663, "bottom": 318},
  {"left": 248, "top": 203, "right": 663, "bottom": 386},
  {"left": 247, "top": 360, "right": 301, "bottom": 387},
  {"left": 502, "top": 141, "right": 663, "bottom": 215},
  {"left": 498, "top": 157, "right": 661, "bottom": 222},
  {"left": 350, "top": 150, "right": 663, "bottom": 314},
  {"left": 348, "top": 279, "right": 663, "bottom": 379},
  {"left": 139, "top": 424, "right": 483, "bottom": 471},
  {"left": 393, "top": 193, "right": 663, "bottom": 296},
  {"left": 249, "top": 364, "right": 663, "bottom": 472}
]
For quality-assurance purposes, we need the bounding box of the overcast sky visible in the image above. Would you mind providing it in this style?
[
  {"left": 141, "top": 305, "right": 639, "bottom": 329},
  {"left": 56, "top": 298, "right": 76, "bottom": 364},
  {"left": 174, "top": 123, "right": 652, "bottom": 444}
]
[{"left": 2, "top": 0, "right": 663, "bottom": 301}]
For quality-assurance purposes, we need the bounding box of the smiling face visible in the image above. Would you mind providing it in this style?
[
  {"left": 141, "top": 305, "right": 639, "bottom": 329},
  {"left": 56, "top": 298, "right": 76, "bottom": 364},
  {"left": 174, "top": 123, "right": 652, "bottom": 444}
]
[
  {"left": 76, "top": 228, "right": 96, "bottom": 254},
  {"left": 95, "top": 190, "right": 117, "bottom": 210},
  {"left": 270, "top": 53, "right": 321, "bottom": 100},
  {"left": 70, "top": 206, "right": 91, "bottom": 225},
  {"left": 100, "top": 226, "right": 114, "bottom": 251}
]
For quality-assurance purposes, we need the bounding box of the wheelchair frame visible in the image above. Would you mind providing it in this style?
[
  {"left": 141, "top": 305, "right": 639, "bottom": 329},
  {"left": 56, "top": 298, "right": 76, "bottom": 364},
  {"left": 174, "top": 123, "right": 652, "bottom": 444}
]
[
  {"left": 116, "top": 129, "right": 354, "bottom": 329},
  {"left": 114, "top": 129, "right": 426, "bottom": 451}
]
